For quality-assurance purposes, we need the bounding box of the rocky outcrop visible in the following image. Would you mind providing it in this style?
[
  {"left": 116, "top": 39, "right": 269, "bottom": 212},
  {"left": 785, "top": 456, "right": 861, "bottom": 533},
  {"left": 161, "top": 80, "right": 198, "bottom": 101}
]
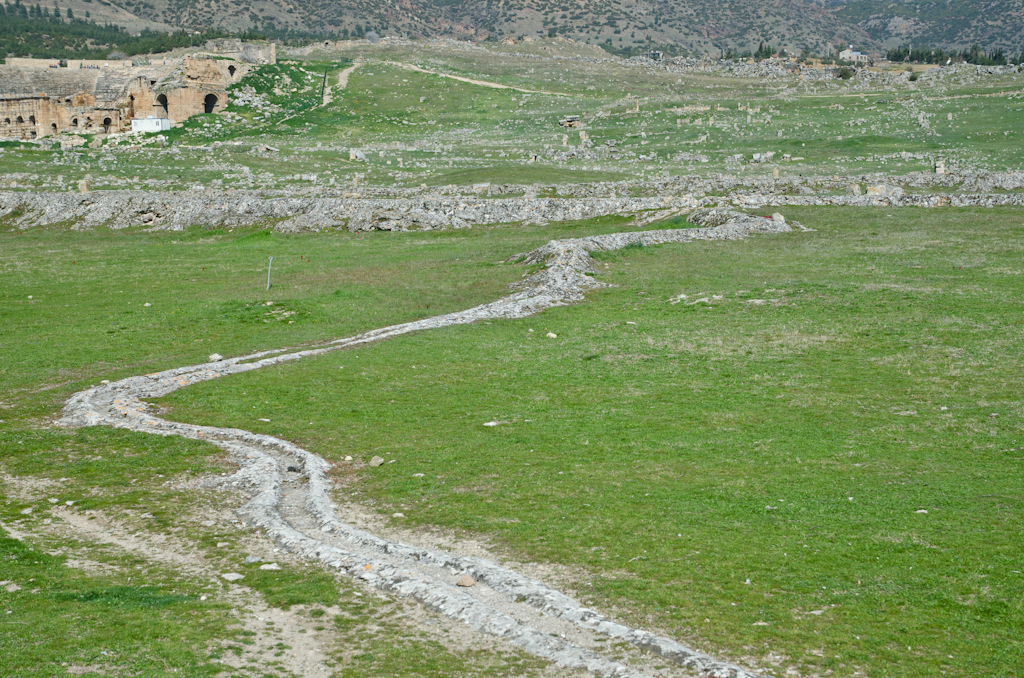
[
  {"left": 0, "top": 190, "right": 697, "bottom": 232},
  {"left": 3, "top": 182, "right": 1022, "bottom": 233},
  {"left": 729, "top": 192, "right": 1024, "bottom": 208}
]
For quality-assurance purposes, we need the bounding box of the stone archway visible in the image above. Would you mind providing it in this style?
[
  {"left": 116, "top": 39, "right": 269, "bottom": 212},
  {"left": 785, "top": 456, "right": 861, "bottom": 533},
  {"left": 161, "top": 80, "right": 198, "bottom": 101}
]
[
  {"left": 102, "top": 117, "right": 112, "bottom": 133},
  {"left": 51, "top": 123, "right": 58, "bottom": 134},
  {"left": 228, "top": 65, "right": 236, "bottom": 77},
  {"left": 157, "top": 93, "right": 169, "bottom": 116},
  {"left": 204, "top": 93, "right": 218, "bottom": 114}
]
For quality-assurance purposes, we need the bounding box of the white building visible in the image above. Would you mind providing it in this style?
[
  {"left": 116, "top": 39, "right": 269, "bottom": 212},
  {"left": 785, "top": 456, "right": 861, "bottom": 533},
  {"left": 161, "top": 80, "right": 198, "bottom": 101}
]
[
  {"left": 839, "top": 48, "right": 870, "bottom": 64},
  {"left": 131, "top": 117, "right": 172, "bottom": 133}
]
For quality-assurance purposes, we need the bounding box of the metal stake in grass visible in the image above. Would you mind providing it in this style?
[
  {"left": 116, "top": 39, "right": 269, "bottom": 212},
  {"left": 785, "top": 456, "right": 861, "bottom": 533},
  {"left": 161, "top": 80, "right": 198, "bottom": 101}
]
[{"left": 266, "top": 256, "right": 273, "bottom": 291}]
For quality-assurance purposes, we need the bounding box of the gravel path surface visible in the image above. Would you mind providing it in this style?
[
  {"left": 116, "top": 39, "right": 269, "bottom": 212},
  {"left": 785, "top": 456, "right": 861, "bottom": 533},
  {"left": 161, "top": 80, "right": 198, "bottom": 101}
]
[{"left": 58, "top": 210, "right": 795, "bottom": 678}]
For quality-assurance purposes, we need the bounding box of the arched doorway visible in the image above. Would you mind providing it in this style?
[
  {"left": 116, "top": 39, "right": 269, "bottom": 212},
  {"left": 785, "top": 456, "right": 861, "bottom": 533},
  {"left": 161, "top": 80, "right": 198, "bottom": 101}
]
[
  {"left": 51, "top": 123, "right": 57, "bottom": 134},
  {"left": 128, "top": 94, "right": 135, "bottom": 119},
  {"left": 71, "top": 117, "right": 78, "bottom": 127},
  {"left": 204, "top": 93, "right": 218, "bottom": 114},
  {"left": 29, "top": 115, "right": 35, "bottom": 124},
  {"left": 102, "top": 117, "right": 112, "bottom": 133},
  {"left": 157, "top": 94, "right": 168, "bottom": 116},
  {"left": 228, "top": 65, "right": 236, "bottom": 77}
]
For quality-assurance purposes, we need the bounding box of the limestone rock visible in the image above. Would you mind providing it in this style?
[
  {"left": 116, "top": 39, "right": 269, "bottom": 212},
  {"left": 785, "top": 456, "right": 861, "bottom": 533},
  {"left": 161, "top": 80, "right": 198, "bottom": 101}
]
[{"left": 866, "top": 184, "right": 903, "bottom": 199}]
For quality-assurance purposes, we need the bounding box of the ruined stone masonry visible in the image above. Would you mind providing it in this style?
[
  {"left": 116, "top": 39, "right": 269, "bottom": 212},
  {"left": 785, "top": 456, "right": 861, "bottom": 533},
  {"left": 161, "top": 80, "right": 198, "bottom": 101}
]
[{"left": 0, "top": 41, "right": 274, "bottom": 140}]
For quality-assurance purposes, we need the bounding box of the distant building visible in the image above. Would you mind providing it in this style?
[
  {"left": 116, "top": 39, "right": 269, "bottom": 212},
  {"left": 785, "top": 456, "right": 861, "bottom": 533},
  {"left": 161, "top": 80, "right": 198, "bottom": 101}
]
[{"left": 839, "top": 48, "right": 870, "bottom": 64}]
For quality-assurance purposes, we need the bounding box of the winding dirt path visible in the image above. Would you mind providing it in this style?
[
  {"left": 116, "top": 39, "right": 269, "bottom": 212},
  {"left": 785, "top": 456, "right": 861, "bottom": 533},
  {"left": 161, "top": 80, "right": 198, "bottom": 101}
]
[
  {"left": 59, "top": 210, "right": 795, "bottom": 678},
  {"left": 337, "top": 62, "right": 361, "bottom": 89},
  {"left": 387, "top": 61, "right": 573, "bottom": 96},
  {"left": 323, "top": 62, "right": 360, "bottom": 105}
]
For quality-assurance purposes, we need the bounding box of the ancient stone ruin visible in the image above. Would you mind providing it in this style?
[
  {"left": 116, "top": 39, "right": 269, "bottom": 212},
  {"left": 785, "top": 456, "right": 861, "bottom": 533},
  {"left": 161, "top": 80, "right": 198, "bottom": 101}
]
[{"left": 0, "top": 41, "right": 273, "bottom": 140}]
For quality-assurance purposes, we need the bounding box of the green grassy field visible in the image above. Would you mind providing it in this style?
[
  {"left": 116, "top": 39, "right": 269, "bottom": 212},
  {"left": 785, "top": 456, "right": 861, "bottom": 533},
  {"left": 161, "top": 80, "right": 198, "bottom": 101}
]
[
  {"left": 1, "top": 43, "right": 1022, "bottom": 191},
  {"left": 2, "top": 205, "right": 1022, "bottom": 676}
]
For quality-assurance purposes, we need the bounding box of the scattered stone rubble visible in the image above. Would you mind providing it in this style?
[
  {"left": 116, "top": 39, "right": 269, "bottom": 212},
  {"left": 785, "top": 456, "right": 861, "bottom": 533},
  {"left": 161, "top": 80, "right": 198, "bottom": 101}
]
[
  {"left": 2, "top": 170, "right": 1023, "bottom": 232},
  {"left": 614, "top": 52, "right": 1023, "bottom": 88},
  {"left": 59, "top": 210, "right": 791, "bottom": 678},
  {"left": 230, "top": 85, "right": 283, "bottom": 115},
  {"left": 0, "top": 191, "right": 695, "bottom": 231}
]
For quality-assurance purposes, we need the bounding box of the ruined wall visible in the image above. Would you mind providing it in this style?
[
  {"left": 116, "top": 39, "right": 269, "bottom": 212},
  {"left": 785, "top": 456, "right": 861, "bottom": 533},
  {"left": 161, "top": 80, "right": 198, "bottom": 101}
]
[
  {"left": 66, "top": 59, "right": 135, "bottom": 69},
  {"left": 203, "top": 39, "right": 276, "bottom": 65},
  {"left": 0, "top": 96, "right": 121, "bottom": 138},
  {"left": 4, "top": 58, "right": 62, "bottom": 68},
  {"left": 0, "top": 100, "right": 46, "bottom": 139},
  {"left": 0, "top": 54, "right": 249, "bottom": 139}
]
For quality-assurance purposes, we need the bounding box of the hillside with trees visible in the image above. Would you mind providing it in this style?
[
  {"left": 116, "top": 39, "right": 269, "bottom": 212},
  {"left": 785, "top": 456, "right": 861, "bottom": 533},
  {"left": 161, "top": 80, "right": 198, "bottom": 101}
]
[
  {"left": 3, "top": 0, "right": 1022, "bottom": 59},
  {"left": 826, "top": 0, "right": 1024, "bottom": 54}
]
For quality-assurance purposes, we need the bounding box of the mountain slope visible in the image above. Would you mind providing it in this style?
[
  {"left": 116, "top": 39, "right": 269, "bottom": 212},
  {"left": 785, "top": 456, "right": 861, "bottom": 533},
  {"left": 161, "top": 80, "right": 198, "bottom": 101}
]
[
  {"left": 826, "top": 0, "right": 1024, "bottom": 52},
  {"left": 439, "top": 0, "right": 870, "bottom": 55},
  {"left": 115, "top": 0, "right": 870, "bottom": 55},
  {"left": 43, "top": 0, "right": 1023, "bottom": 54}
]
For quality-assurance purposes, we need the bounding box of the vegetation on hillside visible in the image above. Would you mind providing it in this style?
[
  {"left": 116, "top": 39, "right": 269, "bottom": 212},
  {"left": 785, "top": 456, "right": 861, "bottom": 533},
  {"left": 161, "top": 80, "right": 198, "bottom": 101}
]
[
  {"left": 830, "top": 0, "right": 1024, "bottom": 53},
  {"left": 0, "top": 5, "right": 230, "bottom": 60},
  {"left": 0, "top": 6, "right": 346, "bottom": 62},
  {"left": 597, "top": 38, "right": 690, "bottom": 58},
  {"left": 886, "top": 42, "right": 1023, "bottom": 66}
]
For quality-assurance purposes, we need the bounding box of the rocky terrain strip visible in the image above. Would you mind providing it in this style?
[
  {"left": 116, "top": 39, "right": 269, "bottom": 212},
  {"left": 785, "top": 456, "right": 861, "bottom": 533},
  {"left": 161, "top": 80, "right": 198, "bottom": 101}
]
[
  {"left": 58, "top": 210, "right": 794, "bottom": 678},
  {"left": 3, "top": 175, "right": 1023, "bottom": 232},
  {"left": 0, "top": 191, "right": 696, "bottom": 232}
]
